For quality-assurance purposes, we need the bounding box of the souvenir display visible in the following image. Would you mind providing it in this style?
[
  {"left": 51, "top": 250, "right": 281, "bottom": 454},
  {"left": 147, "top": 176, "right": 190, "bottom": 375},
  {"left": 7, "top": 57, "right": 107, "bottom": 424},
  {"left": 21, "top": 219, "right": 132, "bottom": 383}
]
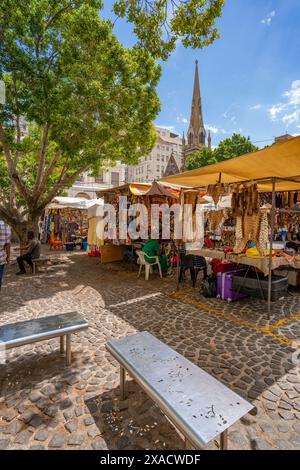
[{"left": 45, "top": 208, "right": 88, "bottom": 245}]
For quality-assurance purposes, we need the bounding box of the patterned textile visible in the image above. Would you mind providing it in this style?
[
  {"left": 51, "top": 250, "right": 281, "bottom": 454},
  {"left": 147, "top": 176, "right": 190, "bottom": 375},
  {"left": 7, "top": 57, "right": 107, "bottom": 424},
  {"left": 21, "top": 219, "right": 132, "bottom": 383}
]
[{"left": 0, "top": 220, "right": 11, "bottom": 265}]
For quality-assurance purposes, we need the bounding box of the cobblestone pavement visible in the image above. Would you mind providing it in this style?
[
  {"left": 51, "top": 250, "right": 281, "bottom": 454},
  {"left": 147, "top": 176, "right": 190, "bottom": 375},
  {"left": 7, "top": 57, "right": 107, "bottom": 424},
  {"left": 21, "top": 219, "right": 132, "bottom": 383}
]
[{"left": 1, "top": 251, "right": 300, "bottom": 450}]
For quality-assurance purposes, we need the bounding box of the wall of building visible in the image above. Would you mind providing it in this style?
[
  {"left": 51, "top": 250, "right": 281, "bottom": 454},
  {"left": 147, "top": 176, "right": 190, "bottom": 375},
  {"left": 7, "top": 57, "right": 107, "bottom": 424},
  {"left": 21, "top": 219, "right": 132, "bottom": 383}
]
[{"left": 127, "top": 127, "right": 183, "bottom": 183}]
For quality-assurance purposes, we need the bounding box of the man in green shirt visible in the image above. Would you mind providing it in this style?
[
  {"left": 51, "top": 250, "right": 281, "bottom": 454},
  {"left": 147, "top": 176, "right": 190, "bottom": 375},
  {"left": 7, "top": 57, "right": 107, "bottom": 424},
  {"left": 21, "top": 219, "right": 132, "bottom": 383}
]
[{"left": 142, "top": 239, "right": 167, "bottom": 273}]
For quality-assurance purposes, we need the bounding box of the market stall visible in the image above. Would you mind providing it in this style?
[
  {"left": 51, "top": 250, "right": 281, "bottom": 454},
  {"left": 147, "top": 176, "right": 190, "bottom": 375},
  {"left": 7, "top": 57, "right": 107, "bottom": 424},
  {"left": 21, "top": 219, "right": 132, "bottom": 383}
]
[
  {"left": 160, "top": 135, "right": 300, "bottom": 317},
  {"left": 97, "top": 181, "right": 182, "bottom": 267},
  {"left": 44, "top": 197, "right": 103, "bottom": 251}
]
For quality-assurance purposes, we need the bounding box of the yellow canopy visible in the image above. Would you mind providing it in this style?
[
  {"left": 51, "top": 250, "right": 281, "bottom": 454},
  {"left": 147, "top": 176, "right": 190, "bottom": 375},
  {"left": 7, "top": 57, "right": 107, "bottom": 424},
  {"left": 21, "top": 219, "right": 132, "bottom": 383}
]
[
  {"left": 98, "top": 182, "right": 151, "bottom": 197},
  {"left": 160, "top": 135, "right": 300, "bottom": 191}
]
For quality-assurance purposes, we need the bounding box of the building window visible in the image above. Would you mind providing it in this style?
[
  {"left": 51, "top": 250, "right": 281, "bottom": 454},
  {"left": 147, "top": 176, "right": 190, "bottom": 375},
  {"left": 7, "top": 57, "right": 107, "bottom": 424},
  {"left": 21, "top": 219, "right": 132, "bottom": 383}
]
[
  {"left": 188, "top": 132, "right": 194, "bottom": 145},
  {"left": 111, "top": 172, "right": 120, "bottom": 187}
]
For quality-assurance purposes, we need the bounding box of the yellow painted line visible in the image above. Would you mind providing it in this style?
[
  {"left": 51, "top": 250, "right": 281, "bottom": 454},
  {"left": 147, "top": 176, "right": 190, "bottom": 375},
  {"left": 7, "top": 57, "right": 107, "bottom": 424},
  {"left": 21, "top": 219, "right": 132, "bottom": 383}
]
[
  {"left": 171, "top": 290, "right": 299, "bottom": 349},
  {"left": 266, "top": 312, "right": 300, "bottom": 331}
]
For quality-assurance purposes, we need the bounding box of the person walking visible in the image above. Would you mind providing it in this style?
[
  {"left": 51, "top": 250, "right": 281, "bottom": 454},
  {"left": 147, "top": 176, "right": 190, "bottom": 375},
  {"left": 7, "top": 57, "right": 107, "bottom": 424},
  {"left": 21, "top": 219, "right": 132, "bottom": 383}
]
[
  {"left": 0, "top": 219, "right": 11, "bottom": 290},
  {"left": 16, "top": 231, "right": 41, "bottom": 275}
]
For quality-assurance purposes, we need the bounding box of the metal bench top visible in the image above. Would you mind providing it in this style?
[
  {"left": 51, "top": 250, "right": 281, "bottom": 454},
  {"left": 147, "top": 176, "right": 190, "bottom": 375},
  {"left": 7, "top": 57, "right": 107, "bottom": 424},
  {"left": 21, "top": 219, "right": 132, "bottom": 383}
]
[
  {"left": 106, "top": 331, "right": 254, "bottom": 449},
  {"left": 0, "top": 312, "right": 88, "bottom": 349}
]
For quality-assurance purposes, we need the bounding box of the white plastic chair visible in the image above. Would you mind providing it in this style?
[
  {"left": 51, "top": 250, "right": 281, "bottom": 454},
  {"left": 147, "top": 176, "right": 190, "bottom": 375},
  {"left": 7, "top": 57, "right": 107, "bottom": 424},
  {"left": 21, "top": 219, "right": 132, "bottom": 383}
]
[{"left": 136, "top": 250, "right": 162, "bottom": 280}]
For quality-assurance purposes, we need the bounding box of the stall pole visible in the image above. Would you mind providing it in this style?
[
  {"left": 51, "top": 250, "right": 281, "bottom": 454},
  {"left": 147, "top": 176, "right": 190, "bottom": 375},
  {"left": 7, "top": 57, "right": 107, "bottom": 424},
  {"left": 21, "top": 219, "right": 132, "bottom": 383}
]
[
  {"left": 176, "top": 244, "right": 180, "bottom": 291},
  {"left": 267, "top": 177, "right": 276, "bottom": 318}
]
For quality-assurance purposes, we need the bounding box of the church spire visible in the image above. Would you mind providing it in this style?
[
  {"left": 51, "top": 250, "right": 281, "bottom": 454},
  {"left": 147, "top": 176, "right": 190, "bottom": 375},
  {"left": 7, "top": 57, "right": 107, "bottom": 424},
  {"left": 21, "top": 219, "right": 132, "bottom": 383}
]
[
  {"left": 188, "top": 60, "right": 205, "bottom": 146},
  {"left": 182, "top": 60, "right": 207, "bottom": 169}
]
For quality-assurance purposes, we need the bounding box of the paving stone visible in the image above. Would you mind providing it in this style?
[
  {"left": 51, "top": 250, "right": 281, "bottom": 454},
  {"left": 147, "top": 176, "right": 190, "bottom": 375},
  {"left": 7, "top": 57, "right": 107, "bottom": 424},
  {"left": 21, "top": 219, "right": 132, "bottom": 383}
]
[
  {"left": 278, "top": 401, "right": 292, "bottom": 411},
  {"left": 262, "top": 391, "right": 278, "bottom": 402},
  {"left": 75, "top": 406, "right": 83, "bottom": 417},
  {"left": 65, "top": 419, "right": 78, "bottom": 433},
  {"left": 3, "top": 410, "right": 17, "bottom": 422},
  {"left": 19, "top": 411, "right": 35, "bottom": 424},
  {"left": 92, "top": 438, "right": 108, "bottom": 450},
  {"left": 30, "top": 445, "right": 45, "bottom": 450},
  {"left": 290, "top": 434, "right": 300, "bottom": 445},
  {"left": 30, "top": 415, "right": 44, "bottom": 428},
  {"left": 67, "top": 434, "right": 85, "bottom": 446},
  {"left": 251, "top": 439, "right": 273, "bottom": 450},
  {"left": 228, "top": 430, "right": 247, "bottom": 447},
  {"left": 14, "top": 430, "right": 31, "bottom": 445},
  {"left": 275, "top": 439, "right": 291, "bottom": 450},
  {"left": 48, "top": 434, "right": 65, "bottom": 448},
  {"left": 34, "top": 429, "right": 48, "bottom": 442},
  {"left": 278, "top": 424, "right": 290, "bottom": 433},
  {"left": 1, "top": 252, "right": 300, "bottom": 451},
  {"left": 59, "top": 398, "right": 73, "bottom": 410},
  {"left": 0, "top": 439, "right": 10, "bottom": 450},
  {"left": 84, "top": 416, "right": 95, "bottom": 426},
  {"left": 87, "top": 427, "right": 101, "bottom": 438},
  {"left": 278, "top": 410, "right": 295, "bottom": 421},
  {"left": 29, "top": 391, "right": 41, "bottom": 403},
  {"left": 293, "top": 423, "right": 300, "bottom": 433},
  {"left": 5, "top": 420, "right": 23, "bottom": 436}
]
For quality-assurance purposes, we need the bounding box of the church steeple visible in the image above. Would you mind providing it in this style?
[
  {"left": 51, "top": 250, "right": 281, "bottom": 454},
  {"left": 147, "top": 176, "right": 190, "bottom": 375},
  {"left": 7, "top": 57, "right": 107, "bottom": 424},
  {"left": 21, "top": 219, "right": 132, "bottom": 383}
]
[{"left": 183, "top": 60, "right": 206, "bottom": 168}]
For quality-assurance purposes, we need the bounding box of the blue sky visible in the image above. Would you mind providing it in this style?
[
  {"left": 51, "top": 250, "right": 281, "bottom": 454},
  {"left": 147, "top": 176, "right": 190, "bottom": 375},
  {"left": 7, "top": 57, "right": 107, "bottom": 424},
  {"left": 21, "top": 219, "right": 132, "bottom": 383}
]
[{"left": 103, "top": 1, "right": 300, "bottom": 148}]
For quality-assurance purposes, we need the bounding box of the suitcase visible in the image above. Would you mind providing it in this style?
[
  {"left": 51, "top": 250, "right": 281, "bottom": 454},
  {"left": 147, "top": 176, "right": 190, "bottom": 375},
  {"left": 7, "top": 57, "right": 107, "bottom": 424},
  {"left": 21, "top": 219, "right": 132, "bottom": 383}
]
[
  {"left": 232, "top": 272, "right": 288, "bottom": 301},
  {"left": 212, "top": 259, "right": 237, "bottom": 274},
  {"left": 217, "top": 268, "right": 248, "bottom": 302}
]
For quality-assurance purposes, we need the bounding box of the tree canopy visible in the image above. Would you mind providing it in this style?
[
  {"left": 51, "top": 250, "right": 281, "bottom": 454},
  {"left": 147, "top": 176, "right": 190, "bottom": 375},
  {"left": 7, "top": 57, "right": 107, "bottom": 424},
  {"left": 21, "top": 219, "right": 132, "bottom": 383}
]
[
  {"left": 0, "top": 0, "right": 161, "bottom": 238},
  {"left": 113, "top": 0, "right": 225, "bottom": 60},
  {"left": 185, "top": 134, "right": 259, "bottom": 171},
  {"left": 0, "top": 0, "right": 225, "bottom": 240}
]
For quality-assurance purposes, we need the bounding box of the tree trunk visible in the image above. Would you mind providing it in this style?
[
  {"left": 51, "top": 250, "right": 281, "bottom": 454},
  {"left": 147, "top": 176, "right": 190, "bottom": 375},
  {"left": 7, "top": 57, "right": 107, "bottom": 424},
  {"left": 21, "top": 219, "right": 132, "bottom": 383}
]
[{"left": 9, "top": 216, "right": 40, "bottom": 247}]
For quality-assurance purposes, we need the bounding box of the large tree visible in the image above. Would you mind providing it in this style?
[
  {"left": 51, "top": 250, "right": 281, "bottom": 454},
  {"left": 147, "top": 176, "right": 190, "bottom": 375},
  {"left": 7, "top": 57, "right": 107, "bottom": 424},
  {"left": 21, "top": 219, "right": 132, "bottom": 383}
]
[
  {"left": 0, "top": 0, "right": 225, "bottom": 241},
  {"left": 0, "top": 0, "right": 161, "bottom": 241},
  {"left": 185, "top": 134, "right": 259, "bottom": 171}
]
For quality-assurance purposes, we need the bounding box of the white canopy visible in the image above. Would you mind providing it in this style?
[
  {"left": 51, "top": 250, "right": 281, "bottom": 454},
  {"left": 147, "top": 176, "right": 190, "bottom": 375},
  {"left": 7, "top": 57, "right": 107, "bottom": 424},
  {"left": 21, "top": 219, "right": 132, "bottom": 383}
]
[{"left": 48, "top": 196, "right": 103, "bottom": 211}]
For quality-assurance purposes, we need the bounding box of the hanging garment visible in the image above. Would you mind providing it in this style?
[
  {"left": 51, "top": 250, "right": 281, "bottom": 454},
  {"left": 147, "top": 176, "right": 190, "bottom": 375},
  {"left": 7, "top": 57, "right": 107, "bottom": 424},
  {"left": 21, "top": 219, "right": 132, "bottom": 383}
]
[
  {"left": 207, "top": 184, "right": 227, "bottom": 206},
  {"left": 234, "top": 216, "right": 244, "bottom": 252},
  {"left": 207, "top": 210, "right": 224, "bottom": 231},
  {"left": 257, "top": 211, "right": 269, "bottom": 256}
]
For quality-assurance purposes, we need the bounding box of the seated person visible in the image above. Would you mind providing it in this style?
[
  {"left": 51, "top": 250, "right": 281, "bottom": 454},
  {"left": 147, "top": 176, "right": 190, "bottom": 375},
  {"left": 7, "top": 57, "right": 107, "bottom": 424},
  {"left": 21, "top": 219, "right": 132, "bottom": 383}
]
[
  {"left": 16, "top": 231, "right": 41, "bottom": 275},
  {"left": 142, "top": 239, "right": 167, "bottom": 273}
]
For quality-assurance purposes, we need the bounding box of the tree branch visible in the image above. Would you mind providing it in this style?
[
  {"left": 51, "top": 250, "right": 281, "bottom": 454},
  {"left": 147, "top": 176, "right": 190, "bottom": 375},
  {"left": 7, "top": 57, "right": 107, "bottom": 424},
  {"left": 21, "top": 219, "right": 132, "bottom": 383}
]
[
  {"left": 0, "top": 123, "right": 30, "bottom": 201},
  {"left": 38, "top": 165, "right": 90, "bottom": 211},
  {"left": 33, "top": 122, "right": 49, "bottom": 196}
]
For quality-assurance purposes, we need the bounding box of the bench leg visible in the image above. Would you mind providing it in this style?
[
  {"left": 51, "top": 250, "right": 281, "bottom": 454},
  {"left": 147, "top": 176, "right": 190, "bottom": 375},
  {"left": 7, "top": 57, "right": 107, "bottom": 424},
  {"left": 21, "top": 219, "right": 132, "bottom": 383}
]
[
  {"left": 66, "top": 334, "right": 71, "bottom": 365},
  {"left": 33, "top": 263, "right": 36, "bottom": 275},
  {"left": 60, "top": 335, "right": 65, "bottom": 354},
  {"left": 120, "top": 366, "right": 127, "bottom": 400},
  {"left": 220, "top": 429, "right": 228, "bottom": 450}
]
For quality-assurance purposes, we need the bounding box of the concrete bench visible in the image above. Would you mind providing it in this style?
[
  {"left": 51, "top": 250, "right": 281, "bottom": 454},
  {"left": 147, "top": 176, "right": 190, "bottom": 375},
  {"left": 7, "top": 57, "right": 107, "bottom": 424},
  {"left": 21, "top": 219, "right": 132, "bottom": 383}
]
[
  {"left": 106, "top": 331, "right": 254, "bottom": 450},
  {"left": 0, "top": 312, "right": 88, "bottom": 365},
  {"left": 32, "top": 256, "right": 51, "bottom": 274}
]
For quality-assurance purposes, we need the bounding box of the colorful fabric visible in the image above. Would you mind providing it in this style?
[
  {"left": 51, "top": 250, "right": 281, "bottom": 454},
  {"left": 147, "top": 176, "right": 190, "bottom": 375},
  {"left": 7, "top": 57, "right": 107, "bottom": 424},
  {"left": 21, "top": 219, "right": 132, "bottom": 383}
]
[{"left": 0, "top": 219, "right": 11, "bottom": 265}]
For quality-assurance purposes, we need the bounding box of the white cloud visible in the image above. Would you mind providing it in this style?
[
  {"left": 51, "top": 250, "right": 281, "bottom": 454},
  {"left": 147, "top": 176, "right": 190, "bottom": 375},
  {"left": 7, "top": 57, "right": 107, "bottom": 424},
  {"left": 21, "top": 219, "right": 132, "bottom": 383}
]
[
  {"left": 282, "top": 111, "right": 300, "bottom": 125},
  {"left": 250, "top": 104, "right": 262, "bottom": 110},
  {"left": 176, "top": 115, "right": 188, "bottom": 124},
  {"left": 283, "top": 80, "right": 300, "bottom": 106},
  {"left": 269, "top": 104, "right": 285, "bottom": 121},
  {"left": 156, "top": 125, "right": 175, "bottom": 132},
  {"left": 206, "top": 125, "right": 218, "bottom": 134},
  {"left": 268, "top": 80, "right": 300, "bottom": 126},
  {"left": 261, "top": 10, "right": 276, "bottom": 26}
]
